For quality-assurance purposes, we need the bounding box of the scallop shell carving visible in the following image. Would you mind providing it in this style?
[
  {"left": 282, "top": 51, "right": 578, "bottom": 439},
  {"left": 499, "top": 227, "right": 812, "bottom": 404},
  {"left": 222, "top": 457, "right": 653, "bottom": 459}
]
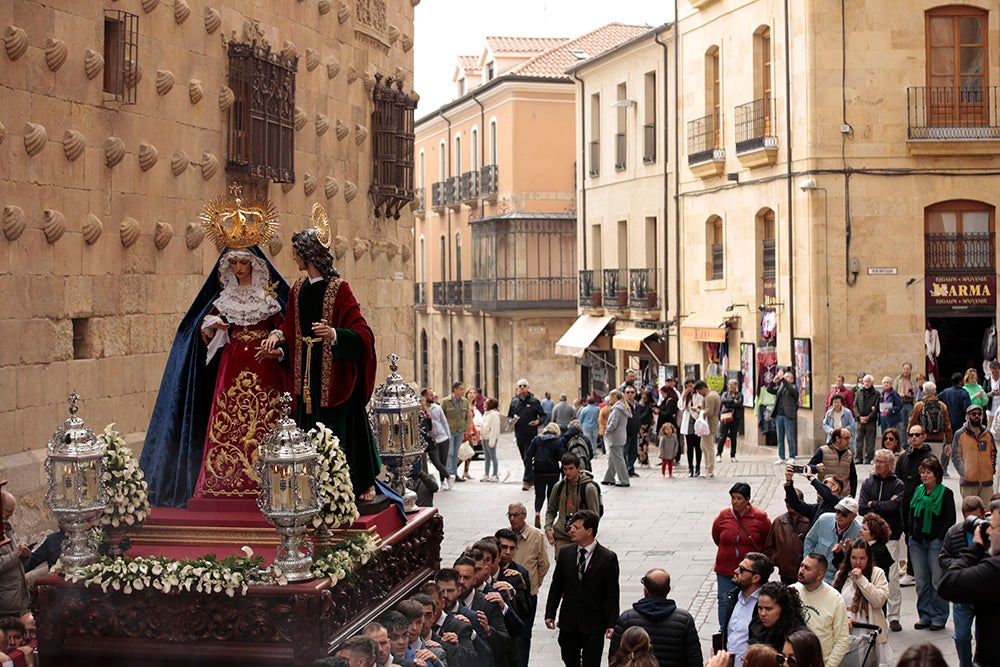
[
  {"left": 84, "top": 49, "right": 104, "bottom": 80},
  {"left": 23, "top": 123, "right": 47, "bottom": 157},
  {"left": 0, "top": 120, "right": 5, "bottom": 145},
  {"left": 154, "top": 221, "right": 173, "bottom": 250},
  {"left": 155, "top": 69, "right": 175, "bottom": 96},
  {"left": 344, "top": 181, "right": 358, "bottom": 202},
  {"left": 120, "top": 217, "right": 141, "bottom": 248},
  {"left": 4, "top": 26, "right": 28, "bottom": 62},
  {"left": 43, "top": 209, "right": 66, "bottom": 244},
  {"left": 326, "top": 58, "right": 340, "bottom": 79},
  {"left": 362, "top": 71, "right": 376, "bottom": 92},
  {"left": 185, "top": 221, "right": 204, "bottom": 249},
  {"left": 338, "top": 0, "right": 351, "bottom": 24},
  {"left": 281, "top": 41, "right": 297, "bottom": 60},
  {"left": 82, "top": 214, "right": 103, "bottom": 245},
  {"left": 174, "top": 0, "right": 191, "bottom": 24},
  {"left": 204, "top": 7, "right": 221, "bottom": 34},
  {"left": 394, "top": 67, "right": 407, "bottom": 84},
  {"left": 2, "top": 206, "right": 26, "bottom": 241},
  {"left": 384, "top": 242, "right": 399, "bottom": 260},
  {"left": 318, "top": 0, "right": 332, "bottom": 15},
  {"left": 141, "top": 0, "right": 160, "bottom": 13},
  {"left": 218, "top": 85, "right": 234, "bottom": 111},
  {"left": 324, "top": 177, "right": 339, "bottom": 199},
  {"left": 388, "top": 25, "right": 400, "bottom": 45},
  {"left": 346, "top": 66, "right": 359, "bottom": 84},
  {"left": 104, "top": 136, "right": 125, "bottom": 168},
  {"left": 123, "top": 59, "right": 141, "bottom": 87},
  {"left": 315, "top": 113, "right": 329, "bottom": 136},
  {"left": 401, "top": 243, "right": 412, "bottom": 262},
  {"left": 302, "top": 173, "right": 318, "bottom": 197},
  {"left": 411, "top": 0, "right": 420, "bottom": 5},
  {"left": 336, "top": 119, "right": 349, "bottom": 141},
  {"left": 189, "top": 79, "right": 203, "bottom": 104},
  {"left": 333, "top": 235, "right": 348, "bottom": 260},
  {"left": 401, "top": 34, "right": 413, "bottom": 53},
  {"left": 281, "top": 181, "right": 295, "bottom": 194},
  {"left": 352, "top": 238, "right": 368, "bottom": 260},
  {"left": 199, "top": 152, "right": 219, "bottom": 180},
  {"left": 268, "top": 234, "right": 283, "bottom": 256},
  {"left": 45, "top": 37, "right": 67, "bottom": 72},
  {"left": 354, "top": 124, "right": 368, "bottom": 145},
  {"left": 369, "top": 241, "right": 384, "bottom": 260},
  {"left": 63, "top": 129, "right": 85, "bottom": 162},
  {"left": 294, "top": 107, "right": 307, "bottom": 131},
  {"left": 171, "top": 149, "right": 189, "bottom": 176},
  {"left": 138, "top": 143, "right": 159, "bottom": 171},
  {"left": 305, "top": 49, "right": 319, "bottom": 71}
]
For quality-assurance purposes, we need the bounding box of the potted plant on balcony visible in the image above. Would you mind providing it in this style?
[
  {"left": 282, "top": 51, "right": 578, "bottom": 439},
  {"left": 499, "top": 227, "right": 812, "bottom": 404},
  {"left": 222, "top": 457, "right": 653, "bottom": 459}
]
[
  {"left": 645, "top": 288, "right": 657, "bottom": 309},
  {"left": 591, "top": 288, "right": 602, "bottom": 307},
  {"left": 616, "top": 282, "right": 628, "bottom": 308}
]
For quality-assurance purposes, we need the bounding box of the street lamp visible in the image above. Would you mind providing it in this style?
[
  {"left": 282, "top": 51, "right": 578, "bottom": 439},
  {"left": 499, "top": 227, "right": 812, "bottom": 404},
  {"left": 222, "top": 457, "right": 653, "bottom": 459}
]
[
  {"left": 256, "top": 393, "right": 320, "bottom": 582},
  {"left": 370, "top": 354, "right": 422, "bottom": 512},
  {"left": 44, "top": 393, "right": 107, "bottom": 571}
]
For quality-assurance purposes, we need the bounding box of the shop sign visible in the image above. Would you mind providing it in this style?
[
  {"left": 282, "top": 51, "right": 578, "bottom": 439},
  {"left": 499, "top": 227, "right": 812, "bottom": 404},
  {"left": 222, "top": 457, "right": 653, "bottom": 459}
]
[{"left": 926, "top": 275, "right": 996, "bottom": 308}]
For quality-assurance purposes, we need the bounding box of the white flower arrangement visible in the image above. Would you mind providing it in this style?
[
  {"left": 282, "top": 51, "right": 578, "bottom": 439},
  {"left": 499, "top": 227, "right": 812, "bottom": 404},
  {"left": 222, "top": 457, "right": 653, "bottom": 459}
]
[
  {"left": 98, "top": 424, "right": 150, "bottom": 530},
  {"left": 311, "top": 532, "right": 378, "bottom": 584},
  {"left": 309, "top": 422, "right": 360, "bottom": 528}
]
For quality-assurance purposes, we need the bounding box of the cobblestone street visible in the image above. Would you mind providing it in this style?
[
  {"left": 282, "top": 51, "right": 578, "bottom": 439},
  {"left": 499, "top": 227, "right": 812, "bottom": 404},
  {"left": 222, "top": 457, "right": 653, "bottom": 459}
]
[{"left": 431, "top": 432, "right": 959, "bottom": 665}]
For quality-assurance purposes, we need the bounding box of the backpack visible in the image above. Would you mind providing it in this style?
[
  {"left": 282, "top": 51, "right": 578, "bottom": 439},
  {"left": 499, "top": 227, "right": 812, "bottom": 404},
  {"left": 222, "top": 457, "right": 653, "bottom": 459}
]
[
  {"left": 566, "top": 435, "right": 592, "bottom": 471},
  {"left": 920, "top": 400, "right": 945, "bottom": 435},
  {"left": 554, "top": 478, "right": 604, "bottom": 517}
]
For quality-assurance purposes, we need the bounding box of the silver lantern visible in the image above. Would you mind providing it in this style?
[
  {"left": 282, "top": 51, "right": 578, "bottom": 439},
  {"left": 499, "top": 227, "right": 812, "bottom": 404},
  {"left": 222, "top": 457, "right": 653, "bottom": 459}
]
[
  {"left": 370, "top": 354, "right": 423, "bottom": 512},
  {"left": 44, "top": 393, "right": 107, "bottom": 571},
  {"left": 255, "top": 392, "right": 320, "bottom": 582}
]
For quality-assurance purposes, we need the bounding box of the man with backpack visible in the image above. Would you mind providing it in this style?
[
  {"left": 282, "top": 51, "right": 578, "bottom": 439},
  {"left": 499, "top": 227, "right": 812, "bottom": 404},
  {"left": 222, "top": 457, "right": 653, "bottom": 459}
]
[
  {"left": 544, "top": 452, "right": 602, "bottom": 555},
  {"left": 564, "top": 419, "right": 594, "bottom": 471},
  {"left": 937, "top": 372, "right": 970, "bottom": 477},
  {"left": 909, "top": 380, "right": 954, "bottom": 466}
]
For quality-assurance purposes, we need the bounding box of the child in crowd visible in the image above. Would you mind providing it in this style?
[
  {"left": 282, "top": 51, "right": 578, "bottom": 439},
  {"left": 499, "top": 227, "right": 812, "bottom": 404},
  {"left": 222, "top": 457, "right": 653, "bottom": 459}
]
[{"left": 658, "top": 422, "right": 679, "bottom": 478}]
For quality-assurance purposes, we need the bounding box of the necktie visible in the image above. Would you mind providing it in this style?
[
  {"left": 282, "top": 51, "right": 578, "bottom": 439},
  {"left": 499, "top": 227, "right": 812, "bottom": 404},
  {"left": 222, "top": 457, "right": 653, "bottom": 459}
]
[{"left": 577, "top": 547, "right": 587, "bottom": 580}]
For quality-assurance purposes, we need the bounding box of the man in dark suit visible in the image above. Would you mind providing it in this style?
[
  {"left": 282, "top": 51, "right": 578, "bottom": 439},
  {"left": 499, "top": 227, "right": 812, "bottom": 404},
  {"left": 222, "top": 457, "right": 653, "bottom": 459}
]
[
  {"left": 494, "top": 529, "right": 534, "bottom": 667},
  {"left": 435, "top": 569, "right": 494, "bottom": 667},
  {"left": 544, "top": 509, "right": 620, "bottom": 667},
  {"left": 455, "top": 553, "right": 512, "bottom": 666}
]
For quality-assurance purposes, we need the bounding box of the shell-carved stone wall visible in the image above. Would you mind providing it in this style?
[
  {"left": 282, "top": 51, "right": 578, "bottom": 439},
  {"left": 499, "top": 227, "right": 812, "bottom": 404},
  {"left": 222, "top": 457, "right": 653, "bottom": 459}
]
[
  {"left": 343, "top": 181, "right": 357, "bottom": 202},
  {"left": 84, "top": 50, "right": 104, "bottom": 79},
  {"left": 2, "top": 205, "right": 26, "bottom": 241},
  {"left": 199, "top": 152, "right": 219, "bottom": 180},
  {"left": 120, "top": 217, "right": 141, "bottom": 248},
  {"left": 324, "top": 177, "right": 339, "bottom": 200},
  {"left": 24, "top": 123, "right": 47, "bottom": 157},
  {"left": 63, "top": 130, "right": 85, "bottom": 161},
  {"left": 219, "top": 86, "right": 234, "bottom": 111},
  {"left": 326, "top": 58, "right": 340, "bottom": 79},
  {"left": 189, "top": 80, "right": 203, "bottom": 104},
  {"left": 82, "top": 214, "right": 103, "bottom": 245},
  {"left": 138, "top": 143, "right": 159, "bottom": 171},
  {"left": 155, "top": 70, "right": 175, "bottom": 96},
  {"left": 104, "top": 137, "right": 126, "bottom": 168},
  {"left": 45, "top": 38, "right": 67, "bottom": 72},
  {"left": 185, "top": 221, "right": 204, "bottom": 249},
  {"left": 154, "top": 221, "right": 173, "bottom": 250},
  {"left": 174, "top": 0, "right": 191, "bottom": 23},
  {"left": 352, "top": 238, "right": 369, "bottom": 260},
  {"left": 204, "top": 7, "right": 221, "bottom": 34},
  {"left": 43, "top": 209, "right": 66, "bottom": 244},
  {"left": 302, "top": 173, "right": 318, "bottom": 197},
  {"left": 171, "top": 149, "right": 189, "bottom": 176},
  {"left": 4, "top": 26, "right": 28, "bottom": 61}
]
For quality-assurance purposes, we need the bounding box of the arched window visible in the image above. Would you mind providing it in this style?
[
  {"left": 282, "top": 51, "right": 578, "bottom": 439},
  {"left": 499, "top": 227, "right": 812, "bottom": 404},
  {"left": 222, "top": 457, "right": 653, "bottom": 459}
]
[
  {"left": 705, "top": 46, "right": 721, "bottom": 149},
  {"left": 419, "top": 235, "right": 426, "bottom": 283},
  {"left": 474, "top": 341, "right": 482, "bottom": 392},
  {"left": 491, "top": 344, "right": 500, "bottom": 401},
  {"left": 758, "top": 208, "right": 776, "bottom": 282},
  {"left": 420, "top": 329, "right": 428, "bottom": 387},
  {"left": 753, "top": 26, "right": 772, "bottom": 135},
  {"left": 489, "top": 120, "right": 498, "bottom": 166},
  {"left": 454, "top": 134, "right": 462, "bottom": 176},
  {"left": 457, "top": 340, "right": 465, "bottom": 383},
  {"left": 438, "top": 140, "right": 447, "bottom": 180},
  {"left": 471, "top": 127, "right": 479, "bottom": 171}
]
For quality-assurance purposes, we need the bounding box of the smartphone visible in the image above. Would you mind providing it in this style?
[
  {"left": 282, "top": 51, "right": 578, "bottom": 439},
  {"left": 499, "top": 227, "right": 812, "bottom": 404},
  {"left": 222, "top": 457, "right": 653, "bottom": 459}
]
[
  {"left": 712, "top": 633, "right": 724, "bottom": 653},
  {"left": 789, "top": 464, "right": 808, "bottom": 474}
]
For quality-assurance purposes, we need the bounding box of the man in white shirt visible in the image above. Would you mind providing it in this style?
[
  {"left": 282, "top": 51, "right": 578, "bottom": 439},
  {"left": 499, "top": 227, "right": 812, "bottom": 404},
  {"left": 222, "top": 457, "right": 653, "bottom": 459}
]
[
  {"left": 723, "top": 553, "right": 773, "bottom": 667},
  {"left": 791, "top": 554, "right": 849, "bottom": 667}
]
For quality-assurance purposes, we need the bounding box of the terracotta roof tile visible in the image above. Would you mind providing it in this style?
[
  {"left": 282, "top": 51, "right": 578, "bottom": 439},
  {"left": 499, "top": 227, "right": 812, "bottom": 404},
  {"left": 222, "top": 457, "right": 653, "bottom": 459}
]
[
  {"left": 484, "top": 36, "right": 568, "bottom": 54},
  {"left": 456, "top": 55, "right": 479, "bottom": 73},
  {"left": 508, "top": 23, "right": 650, "bottom": 79}
]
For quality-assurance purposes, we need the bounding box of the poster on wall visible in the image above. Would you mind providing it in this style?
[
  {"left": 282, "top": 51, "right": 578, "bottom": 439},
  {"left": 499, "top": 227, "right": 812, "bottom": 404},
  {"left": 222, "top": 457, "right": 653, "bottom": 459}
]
[
  {"left": 793, "top": 338, "right": 812, "bottom": 409},
  {"left": 740, "top": 343, "right": 755, "bottom": 407}
]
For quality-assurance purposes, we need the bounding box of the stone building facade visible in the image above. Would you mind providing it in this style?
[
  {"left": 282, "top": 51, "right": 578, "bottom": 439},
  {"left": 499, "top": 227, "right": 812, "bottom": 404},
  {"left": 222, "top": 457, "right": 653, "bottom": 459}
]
[{"left": 0, "top": 0, "right": 417, "bottom": 538}]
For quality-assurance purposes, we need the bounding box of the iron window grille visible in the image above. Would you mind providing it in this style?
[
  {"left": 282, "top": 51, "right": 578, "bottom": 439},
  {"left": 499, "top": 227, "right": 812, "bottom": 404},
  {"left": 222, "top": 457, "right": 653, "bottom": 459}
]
[
  {"left": 226, "top": 42, "right": 297, "bottom": 184},
  {"left": 371, "top": 75, "right": 418, "bottom": 219},
  {"left": 103, "top": 10, "right": 139, "bottom": 104}
]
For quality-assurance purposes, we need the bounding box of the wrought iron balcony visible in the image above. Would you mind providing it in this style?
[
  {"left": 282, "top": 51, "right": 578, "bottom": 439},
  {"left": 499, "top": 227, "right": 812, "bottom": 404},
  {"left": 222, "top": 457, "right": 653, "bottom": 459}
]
[
  {"left": 907, "top": 86, "right": 1000, "bottom": 140},
  {"left": 462, "top": 279, "right": 472, "bottom": 305},
  {"left": 413, "top": 187, "right": 425, "bottom": 213},
  {"left": 431, "top": 182, "right": 447, "bottom": 211},
  {"left": 480, "top": 164, "right": 498, "bottom": 201},
  {"left": 925, "top": 232, "right": 995, "bottom": 275},
  {"left": 460, "top": 170, "right": 479, "bottom": 203},
  {"left": 614, "top": 132, "right": 626, "bottom": 171},
  {"left": 473, "top": 277, "right": 576, "bottom": 311},
  {"left": 445, "top": 176, "right": 461, "bottom": 208},
  {"left": 588, "top": 141, "right": 600, "bottom": 176},
  {"left": 602, "top": 268, "right": 629, "bottom": 309},
  {"left": 446, "top": 280, "right": 462, "bottom": 305},
  {"left": 432, "top": 281, "right": 447, "bottom": 306},
  {"left": 643, "top": 123, "right": 656, "bottom": 164},
  {"left": 414, "top": 282, "right": 426, "bottom": 306},
  {"left": 579, "top": 269, "right": 601, "bottom": 308},
  {"left": 734, "top": 98, "right": 778, "bottom": 153},
  {"left": 628, "top": 268, "right": 662, "bottom": 310},
  {"left": 687, "top": 112, "right": 725, "bottom": 165}
]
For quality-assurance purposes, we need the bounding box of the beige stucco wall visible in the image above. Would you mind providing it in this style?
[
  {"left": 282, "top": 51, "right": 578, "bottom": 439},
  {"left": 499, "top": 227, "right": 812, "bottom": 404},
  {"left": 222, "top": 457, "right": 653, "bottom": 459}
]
[{"left": 0, "top": 0, "right": 416, "bottom": 539}]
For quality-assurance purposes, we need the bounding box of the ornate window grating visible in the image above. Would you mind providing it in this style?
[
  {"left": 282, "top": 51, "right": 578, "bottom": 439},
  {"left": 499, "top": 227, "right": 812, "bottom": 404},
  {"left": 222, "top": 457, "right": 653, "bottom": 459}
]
[
  {"left": 226, "top": 42, "right": 297, "bottom": 184},
  {"left": 103, "top": 10, "right": 139, "bottom": 104},
  {"left": 370, "top": 74, "right": 419, "bottom": 219}
]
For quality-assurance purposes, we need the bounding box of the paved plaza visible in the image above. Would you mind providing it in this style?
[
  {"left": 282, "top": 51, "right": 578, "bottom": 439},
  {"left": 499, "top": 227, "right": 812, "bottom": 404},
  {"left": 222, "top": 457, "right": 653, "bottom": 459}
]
[{"left": 430, "top": 432, "right": 960, "bottom": 665}]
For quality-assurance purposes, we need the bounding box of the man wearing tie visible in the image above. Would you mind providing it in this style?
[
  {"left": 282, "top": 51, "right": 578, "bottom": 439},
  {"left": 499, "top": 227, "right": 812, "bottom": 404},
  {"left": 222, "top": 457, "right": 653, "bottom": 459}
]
[{"left": 544, "top": 509, "right": 620, "bottom": 667}]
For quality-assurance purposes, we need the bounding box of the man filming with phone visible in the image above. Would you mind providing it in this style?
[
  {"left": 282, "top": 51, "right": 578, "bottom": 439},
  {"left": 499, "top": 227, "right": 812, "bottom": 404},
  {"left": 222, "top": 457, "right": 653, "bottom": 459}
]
[{"left": 804, "top": 427, "right": 858, "bottom": 497}]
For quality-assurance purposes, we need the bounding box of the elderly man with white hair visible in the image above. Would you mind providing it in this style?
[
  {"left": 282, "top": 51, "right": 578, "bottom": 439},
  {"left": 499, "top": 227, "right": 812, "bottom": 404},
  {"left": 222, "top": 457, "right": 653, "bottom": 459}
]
[
  {"left": 507, "top": 378, "right": 546, "bottom": 491},
  {"left": 854, "top": 373, "right": 880, "bottom": 465}
]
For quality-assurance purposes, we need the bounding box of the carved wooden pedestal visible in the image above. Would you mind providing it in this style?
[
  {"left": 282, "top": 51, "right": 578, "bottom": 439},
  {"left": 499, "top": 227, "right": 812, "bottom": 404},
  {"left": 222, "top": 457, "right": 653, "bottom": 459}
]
[{"left": 34, "top": 508, "right": 442, "bottom": 666}]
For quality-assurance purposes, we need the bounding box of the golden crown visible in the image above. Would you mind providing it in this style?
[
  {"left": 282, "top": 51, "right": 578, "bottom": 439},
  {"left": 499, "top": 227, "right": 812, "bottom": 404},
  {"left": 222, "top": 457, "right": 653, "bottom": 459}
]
[{"left": 199, "top": 182, "right": 279, "bottom": 250}]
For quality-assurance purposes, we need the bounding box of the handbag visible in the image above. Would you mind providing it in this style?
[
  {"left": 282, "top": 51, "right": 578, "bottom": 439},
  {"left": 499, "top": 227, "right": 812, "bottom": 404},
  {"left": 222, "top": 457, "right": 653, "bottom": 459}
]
[
  {"left": 458, "top": 440, "right": 475, "bottom": 461},
  {"left": 720, "top": 411, "right": 734, "bottom": 424},
  {"left": 694, "top": 411, "right": 710, "bottom": 436}
]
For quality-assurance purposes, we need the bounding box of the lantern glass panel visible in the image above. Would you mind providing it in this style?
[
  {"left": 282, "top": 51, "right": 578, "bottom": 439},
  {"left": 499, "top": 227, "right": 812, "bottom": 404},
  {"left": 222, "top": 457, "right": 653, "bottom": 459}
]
[
  {"left": 270, "top": 464, "right": 293, "bottom": 511},
  {"left": 80, "top": 460, "right": 100, "bottom": 502},
  {"left": 58, "top": 462, "right": 77, "bottom": 505},
  {"left": 296, "top": 468, "right": 313, "bottom": 505}
]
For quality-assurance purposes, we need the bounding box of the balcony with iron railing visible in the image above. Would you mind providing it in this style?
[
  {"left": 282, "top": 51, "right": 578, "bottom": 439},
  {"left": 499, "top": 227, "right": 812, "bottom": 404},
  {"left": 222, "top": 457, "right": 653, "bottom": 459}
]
[
  {"left": 628, "top": 268, "right": 662, "bottom": 312},
  {"left": 413, "top": 187, "right": 425, "bottom": 214},
  {"left": 602, "top": 268, "right": 629, "bottom": 310},
  {"left": 925, "top": 232, "right": 995, "bottom": 275},
  {"left": 460, "top": 170, "right": 479, "bottom": 204},
  {"left": 588, "top": 141, "right": 600, "bottom": 177},
  {"left": 473, "top": 277, "right": 576, "bottom": 311},
  {"left": 480, "top": 164, "right": 498, "bottom": 201},
  {"left": 643, "top": 123, "right": 656, "bottom": 164},
  {"left": 431, "top": 182, "right": 447, "bottom": 212},
  {"left": 445, "top": 175, "right": 461, "bottom": 209},
  {"left": 687, "top": 112, "right": 725, "bottom": 177},
  {"left": 734, "top": 98, "right": 777, "bottom": 167},
  {"left": 907, "top": 86, "right": 1000, "bottom": 155},
  {"left": 432, "top": 281, "right": 447, "bottom": 306},
  {"left": 614, "top": 132, "right": 626, "bottom": 171},
  {"left": 414, "top": 282, "right": 426, "bottom": 307},
  {"left": 579, "top": 269, "right": 602, "bottom": 309}
]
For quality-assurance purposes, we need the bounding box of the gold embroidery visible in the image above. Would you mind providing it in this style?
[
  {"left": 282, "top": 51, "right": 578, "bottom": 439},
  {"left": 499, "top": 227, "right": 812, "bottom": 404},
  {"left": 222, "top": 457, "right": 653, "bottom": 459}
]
[
  {"left": 232, "top": 327, "right": 267, "bottom": 343},
  {"left": 199, "top": 369, "right": 281, "bottom": 496},
  {"left": 320, "top": 278, "right": 342, "bottom": 407}
]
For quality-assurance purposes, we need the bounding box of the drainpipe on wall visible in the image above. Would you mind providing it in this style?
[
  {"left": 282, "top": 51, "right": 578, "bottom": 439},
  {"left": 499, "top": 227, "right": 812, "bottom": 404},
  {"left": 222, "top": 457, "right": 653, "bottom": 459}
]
[
  {"left": 784, "top": 0, "right": 795, "bottom": 365},
  {"left": 672, "top": 0, "right": 682, "bottom": 374},
  {"left": 654, "top": 26, "right": 671, "bottom": 361},
  {"left": 471, "top": 92, "right": 487, "bottom": 392}
]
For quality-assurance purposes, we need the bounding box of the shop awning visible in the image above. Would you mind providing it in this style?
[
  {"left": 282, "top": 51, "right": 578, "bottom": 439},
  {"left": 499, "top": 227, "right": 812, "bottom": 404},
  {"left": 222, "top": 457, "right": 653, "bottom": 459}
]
[
  {"left": 612, "top": 327, "right": 659, "bottom": 352},
  {"left": 555, "top": 315, "right": 614, "bottom": 357},
  {"left": 681, "top": 312, "right": 729, "bottom": 342}
]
